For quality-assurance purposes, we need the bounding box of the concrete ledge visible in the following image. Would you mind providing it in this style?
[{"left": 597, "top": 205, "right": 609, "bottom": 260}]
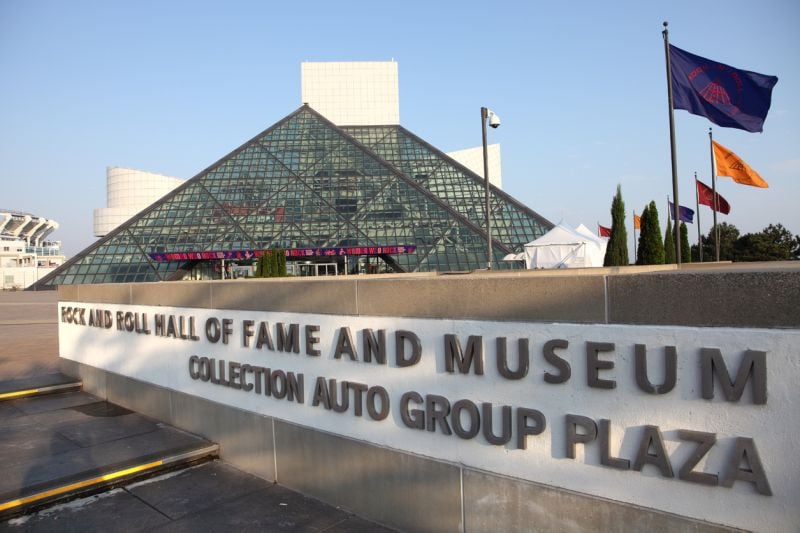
[
  {"left": 55, "top": 285, "right": 79, "bottom": 303},
  {"left": 171, "top": 391, "right": 275, "bottom": 482},
  {"left": 273, "top": 419, "right": 462, "bottom": 532},
  {"left": 58, "top": 264, "right": 800, "bottom": 329},
  {"left": 463, "top": 469, "right": 737, "bottom": 533},
  {"left": 105, "top": 372, "right": 173, "bottom": 423},
  {"left": 356, "top": 275, "right": 606, "bottom": 322},
  {"left": 59, "top": 362, "right": 276, "bottom": 482},
  {"left": 608, "top": 270, "right": 800, "bottom": 328},
  {"left": 132, "top": 282, "right": 212, "bottom": 309},
  {"left": 53, "top": 363, "right": 744, "bottom": 533},
  {"left": 210, "top": 278, "right": 359, "bottom": 315},
  {"left": 59, "top": 284, "right": 132, "bottom": 305},
  {"left": 60, "top": 358, "right": 107, "bottom": 399}
]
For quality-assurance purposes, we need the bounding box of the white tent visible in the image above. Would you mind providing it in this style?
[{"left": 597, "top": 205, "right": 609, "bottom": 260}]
[
  {"left": 523, "top": 223, "right": 608, "bottom": 269},
  {"left": 575, "top": 224, "right": 610, "bottom": 249}
]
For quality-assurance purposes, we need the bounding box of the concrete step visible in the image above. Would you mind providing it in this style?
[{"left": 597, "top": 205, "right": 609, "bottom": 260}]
[
  {"left": 0, "top": 373, "right": 82, "bottom": 401},
  {"left": 0, "top": 389, "right": 219, "bottom": 520},
  {"left": 2, "top": 460, "right": 397, "bottom": 532}
]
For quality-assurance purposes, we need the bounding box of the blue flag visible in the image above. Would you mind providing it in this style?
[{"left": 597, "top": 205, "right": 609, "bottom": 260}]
[
  {"left": 669, "top": 45, "right": 778, "bottom": 133},
  {"left": 669, "top": 201, "right": 694, "bottom": 223}
]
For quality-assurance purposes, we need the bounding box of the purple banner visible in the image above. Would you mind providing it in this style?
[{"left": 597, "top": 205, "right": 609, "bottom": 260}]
[{"left": 148, "top": 245, "right": 416, "bottom": 262}]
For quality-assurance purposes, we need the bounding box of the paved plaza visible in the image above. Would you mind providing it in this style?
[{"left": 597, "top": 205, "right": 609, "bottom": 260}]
[
  {"left": 0, "top": 291, "right": 59, "bottom": 380},
  {"left": 0, "top": 291, "right": 394, "bottom": 532}
]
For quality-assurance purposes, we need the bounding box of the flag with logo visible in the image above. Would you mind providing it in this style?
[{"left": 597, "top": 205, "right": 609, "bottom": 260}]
[
  {"left": 713, "top": 141, "right": 769, "bottom": 187},
  {"left": 633, "top": 214, "right": 641, "bottom": 230},
  {"left": 598, "top": 225, "right": 612, "bottom": 237},
  {"left": 669, "top": 45, "right": 778, "bottom": 133},
  {"left": 696, "top": 179, "right": 731, "bottom": 214},
  {"left": 668, "top": 201, "right": 695, "bottom": 223}
]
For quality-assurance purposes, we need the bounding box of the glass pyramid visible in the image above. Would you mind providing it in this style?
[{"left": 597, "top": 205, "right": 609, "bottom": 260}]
[
  {"left": 40, "top": 106, "right": 552, "bottom": 286},
  {"left": 342, "top": 125, "right": 551, "bottom": 251}
]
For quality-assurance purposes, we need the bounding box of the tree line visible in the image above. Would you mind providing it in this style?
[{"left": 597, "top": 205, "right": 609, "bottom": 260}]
[
  {"left": 603, "top": 186, "right": 799, "bottom": 266},
  {"left": 254, "top": 249, "right": 288, "bottom": 277}
]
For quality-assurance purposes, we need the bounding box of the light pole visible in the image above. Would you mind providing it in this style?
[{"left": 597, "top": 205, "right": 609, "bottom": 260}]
[{"left": 481, "top": 106, "right": 501, "bottom": 269}]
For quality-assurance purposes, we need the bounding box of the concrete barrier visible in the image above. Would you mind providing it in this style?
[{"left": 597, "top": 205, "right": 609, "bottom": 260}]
[{"left": 58, "top": 263, "right": 800, "bottom": 532}]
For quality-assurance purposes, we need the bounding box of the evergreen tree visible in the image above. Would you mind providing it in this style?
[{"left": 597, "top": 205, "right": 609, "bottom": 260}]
[
  {"left": 276, "top": 248, "right": 287, "bottom": 276},
  {"left": 603, "top": 185, "right": 629, "bottom": 266},
  {"left": 635, "top": 204, "right": 649, "bottom": 265},
  {"left": 664, "top": 216, "right": 676, "bottom": 264},
  {"left": 269, "top": 249, "right": 279, "bottom": 277},
  {"left": 263, "top": 251, "right": 274, "bottom": 277},
  {"left": 680, "top": 222, "right": 691, "bottom": 263},
  {"left": 636, "top": 201, "right": 665, "bottom": 265},
  {"left": 648, "top": 201, "right": 666, "bottom": 264}
]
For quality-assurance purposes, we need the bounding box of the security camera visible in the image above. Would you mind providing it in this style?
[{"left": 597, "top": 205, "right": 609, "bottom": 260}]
[{"left": 489, "top": 112, "right": 501, "bottom": 129}]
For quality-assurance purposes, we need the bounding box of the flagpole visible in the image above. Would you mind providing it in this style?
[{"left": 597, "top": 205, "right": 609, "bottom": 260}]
[
  {"left": 663, "top": 21, "right": 681, "bottom": 264},
  {"left": 695, "top": 172, "right": 703, "bottom": 262},
  {"left": 481, "top": 107, "right": 493, "bottom": 270},
  {"left": 709, "top": 128, "right": 720, "bottom": 261},
  {"left": 632, "top": 209, "right": 638, "bottom": 263},
  {"left": 666, "top": 195, "right": 673, "bottom": 261}
]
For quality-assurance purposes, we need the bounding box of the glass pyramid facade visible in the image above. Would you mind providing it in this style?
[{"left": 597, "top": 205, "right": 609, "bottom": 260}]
[
  {"left": 39, "top": 106, "right": 552, "bottom": 286},
  {"left": 343, "top": 125, "right": 551, "bottom": 252}
]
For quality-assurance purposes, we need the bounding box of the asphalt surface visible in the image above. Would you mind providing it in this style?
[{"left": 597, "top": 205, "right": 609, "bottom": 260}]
[{"left": 0, "top": 291, "right": 396, "bottom": 532}]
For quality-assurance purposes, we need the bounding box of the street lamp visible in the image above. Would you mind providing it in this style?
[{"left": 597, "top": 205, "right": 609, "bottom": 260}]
[{"left": 481, "top": 107, "right": 501, "bottom": 269}]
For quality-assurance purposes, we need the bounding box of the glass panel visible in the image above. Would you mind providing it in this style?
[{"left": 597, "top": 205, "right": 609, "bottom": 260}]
[
  {"left": 47, "top": 107, "right": 547, "bottom": 285},
  {"left": 344, "top": 125, "right": 552, "bottom": 253}
]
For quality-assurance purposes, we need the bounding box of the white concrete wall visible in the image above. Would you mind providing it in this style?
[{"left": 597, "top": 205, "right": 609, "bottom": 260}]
[
  {"left": 446, "top": 144, "right": 502, "bottom": 188},
  {"left": 2, "top": 266, "right": 58, "bottom": 289},
  {"left": 93, "top": 167, "right": 184, "bottom": 237},
  {"left": 59, "top": 303, "right": 798, "bottom": 532},
  {"left": 301, "top": 61, "right": 400, "bottom": 126}
]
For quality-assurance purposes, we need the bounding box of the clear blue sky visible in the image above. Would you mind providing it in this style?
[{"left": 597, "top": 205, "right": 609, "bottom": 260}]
[{"left": 2, "top": 1, "right": 798, "bottom": 257}]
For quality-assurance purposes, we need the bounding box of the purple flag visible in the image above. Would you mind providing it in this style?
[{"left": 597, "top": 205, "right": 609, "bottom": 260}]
[
  {"left": 669, "top": 201, "right": 694, "bottom": 223},
  {"left": 669, "top": 45, "right": 778, "bottom": 133}
]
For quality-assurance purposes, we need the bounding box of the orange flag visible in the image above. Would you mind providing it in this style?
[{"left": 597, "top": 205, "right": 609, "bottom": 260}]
[
  {"left": 633, "top": 214, "right": 641, "bottom": 230},
  {"left": 712, "top": 140, "right": 769, "bottom": 188}
]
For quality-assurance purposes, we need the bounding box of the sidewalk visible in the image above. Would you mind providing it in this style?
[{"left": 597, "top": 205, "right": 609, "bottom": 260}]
[
  {"left": 2, "top": 458, "right": 390, "bottom": 532},
  {"left": 0, "top": 291, "right": 395, "bottom": 532},
  {"left": 0, "top": 291, "right": 59, "bottom": 380}
]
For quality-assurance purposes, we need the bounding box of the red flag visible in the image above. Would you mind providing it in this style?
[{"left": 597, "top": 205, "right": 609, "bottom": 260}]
[
  {"left": 696, "top": 180, "right": 731, "bottom": 214},
  {"left": 598, "top": 225, "right": 612, "bottom": 237}
]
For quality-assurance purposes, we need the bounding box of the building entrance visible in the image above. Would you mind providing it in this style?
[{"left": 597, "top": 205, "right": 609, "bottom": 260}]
[{"left": 294, "top": 262, "right": 338, "bottom": 277}]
